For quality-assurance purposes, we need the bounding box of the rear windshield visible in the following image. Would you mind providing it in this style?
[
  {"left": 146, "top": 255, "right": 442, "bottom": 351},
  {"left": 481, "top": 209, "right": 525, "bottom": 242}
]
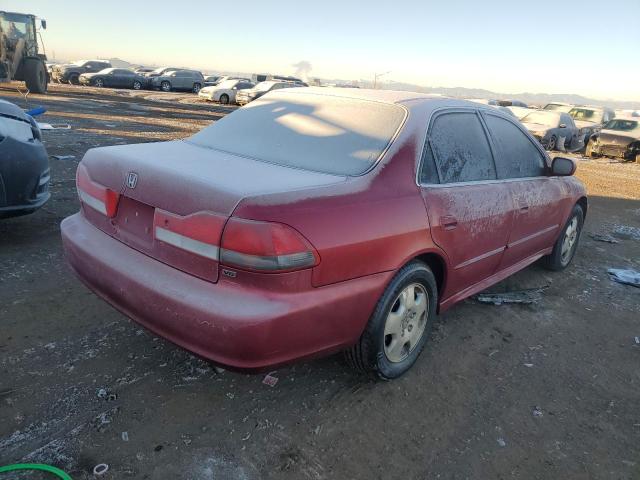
[
  {"left": 188, "top": 91, "right": 406, "bottom": 175},
  {"left": 603, "top": 119, "right": 638, "bottom": 131}
]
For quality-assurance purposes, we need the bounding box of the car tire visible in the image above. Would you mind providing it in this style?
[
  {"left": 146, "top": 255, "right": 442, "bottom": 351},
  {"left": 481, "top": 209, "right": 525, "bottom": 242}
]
[
  {"left": 547, "top": 135, "right": 557, "bottom": 151},
  {"left": 69, "top": 73, "right": 80, "bottom": 85},
  {"left": 344, "top": 261, "right": 438, "bottom": 380},
  {"left": 219, "top": 93, "right": 230, "bottom": 105},
  {"left": 133, "top": 80, "right": 142, "bottom": 90},
  {"left": 192, "top": 83, "right": 201, "bottom": 93},
  {"left": 23, "top": 58, "right": 48, "bottom": 94},
  {"left": 541, "top": 204, "right": 583, "bottom": 271},
  {"left": 161, "top": 81, "right": 171, "bottom": 92},
  {"left": 94, "top": 78, "right": 104, "bottom": 88}
]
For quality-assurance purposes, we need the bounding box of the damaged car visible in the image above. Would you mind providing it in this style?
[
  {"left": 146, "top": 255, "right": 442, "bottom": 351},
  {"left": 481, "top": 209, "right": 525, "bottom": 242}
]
[
  {"left": 521, "top": 110, "right": 582, "bottom": 151},
  {"left": 0, "top": 99, "right": 50, "bottom": 218},
  {"left": 585, "top": 118, "right": 640, "bottom": 162},
  {"left": 61, "top": 89, "right": 587, "bottom": 379},
  {"left": 568, "top": 106, "right": 614, "bottom": 149}
]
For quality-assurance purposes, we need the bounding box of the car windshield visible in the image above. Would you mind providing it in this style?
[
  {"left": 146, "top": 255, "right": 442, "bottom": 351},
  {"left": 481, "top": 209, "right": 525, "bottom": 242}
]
[
  {"left": 569, "top": 108, "right": 602, "bottom": 122},
  {"left": 522, "top": 111, "right": 559, "bottom": 127},
  {"left": 254, "top": 82, "right": 276, "bottom": 92},
  {"left": 544, "top": 104, "right": 571, "bottom": 112},
  {"left": 188, "top": 91, "right": 407, "bottom": 175},
  {"left": 603, "top": 119, "right": 638, "bottom": 131}
]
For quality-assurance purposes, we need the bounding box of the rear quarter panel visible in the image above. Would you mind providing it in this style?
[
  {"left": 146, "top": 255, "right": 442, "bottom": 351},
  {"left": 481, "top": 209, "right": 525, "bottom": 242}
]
[{"left": 232, "top": 118, "right": 444, "bottom": 288}]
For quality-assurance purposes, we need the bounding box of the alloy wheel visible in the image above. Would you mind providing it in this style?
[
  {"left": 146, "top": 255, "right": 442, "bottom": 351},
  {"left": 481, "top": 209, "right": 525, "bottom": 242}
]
[
  {"left": 383, "top": 283, "right": 429, "bottom": 363},
  {"left": 561, "top": 216, "right": 578, "bottom": 265}
]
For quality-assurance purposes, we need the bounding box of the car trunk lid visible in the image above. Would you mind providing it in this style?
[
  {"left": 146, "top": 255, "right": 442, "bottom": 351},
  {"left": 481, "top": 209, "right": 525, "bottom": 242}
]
[{"left": 78, "top": 140, "right": 346, "bottom": 282}]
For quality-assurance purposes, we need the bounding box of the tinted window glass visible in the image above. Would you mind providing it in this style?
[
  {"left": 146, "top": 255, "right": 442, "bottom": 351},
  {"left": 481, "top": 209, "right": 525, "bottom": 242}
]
[
  {"left": 429, "top": 112, "right": 496, "bottom": 183},
  {"left": 484, "top": 114, "right": 546, "bottom": 179},
  {"left": 419, "top": 142, "right": 440, "bottom": 184},
  {"left": 189, "top": 91, "right": 406, "bottom": 176}
]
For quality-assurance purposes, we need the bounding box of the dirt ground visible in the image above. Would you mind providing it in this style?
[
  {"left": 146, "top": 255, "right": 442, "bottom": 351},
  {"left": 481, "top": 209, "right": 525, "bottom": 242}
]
[{"left": 1, "top": 83, "right": 639, "bottom": 480}]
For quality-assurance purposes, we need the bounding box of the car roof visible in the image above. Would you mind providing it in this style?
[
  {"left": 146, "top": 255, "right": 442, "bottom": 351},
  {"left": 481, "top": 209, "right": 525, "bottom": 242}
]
[{"left": 276, "top": 87, "right": 450, "bottom": 105}]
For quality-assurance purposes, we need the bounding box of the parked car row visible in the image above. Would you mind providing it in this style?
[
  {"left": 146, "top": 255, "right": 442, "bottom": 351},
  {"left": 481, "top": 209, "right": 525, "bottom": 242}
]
[
  {"left": 469, "top": 98, "right": 634, "bottom": 160},
  {"left": 198, "top": 78, "right": 305, "bottom": 105}
]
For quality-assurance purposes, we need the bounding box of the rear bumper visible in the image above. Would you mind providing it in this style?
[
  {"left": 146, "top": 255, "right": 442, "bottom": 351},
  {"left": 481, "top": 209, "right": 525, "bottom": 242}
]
[
  {"left": 0, "top": 136, "right": 50, "bottom": 217},
  {"left": 61, "top": 213, "right": 390, "bottom": 370}
]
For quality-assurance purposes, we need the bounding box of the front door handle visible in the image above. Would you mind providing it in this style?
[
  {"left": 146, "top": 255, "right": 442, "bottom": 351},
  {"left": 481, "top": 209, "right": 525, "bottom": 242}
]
[
  {"left": 441, "top": 215, "right": 458, "bottom": 230},
  {"left": 518, "top": 201, "right": 529, "bottom": 212}
]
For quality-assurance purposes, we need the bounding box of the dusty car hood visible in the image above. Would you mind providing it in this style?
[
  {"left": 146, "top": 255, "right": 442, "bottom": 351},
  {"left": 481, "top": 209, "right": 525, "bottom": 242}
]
[
  {"left": 522, "top": 122, "right": 550, "bottom": 136},
  {"left": 574, "top": 120, "right": 598, "bottom": 129},
  {"left": 597, "top": 130, "right": 639, "bottom": 146}
]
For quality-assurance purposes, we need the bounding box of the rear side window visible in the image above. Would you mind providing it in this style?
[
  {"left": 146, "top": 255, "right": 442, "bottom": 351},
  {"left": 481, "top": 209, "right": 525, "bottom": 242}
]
[
  {"left": 484, "top": 114, "right": 546, "bottom": 179},
  {"left": 428, "top": 112, "right": 496, "bottom": 183}
]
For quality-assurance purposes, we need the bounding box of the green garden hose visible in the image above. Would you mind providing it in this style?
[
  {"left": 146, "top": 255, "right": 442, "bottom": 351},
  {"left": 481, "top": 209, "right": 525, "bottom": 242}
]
[{"left": 0, "top": 463, "right": 72, "bottom": 479}]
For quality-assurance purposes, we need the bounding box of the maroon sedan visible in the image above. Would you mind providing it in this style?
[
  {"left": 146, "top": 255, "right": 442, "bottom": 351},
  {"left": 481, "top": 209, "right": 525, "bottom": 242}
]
[{"left": 61, "top": 89, "right": 587, "bottom": 379}]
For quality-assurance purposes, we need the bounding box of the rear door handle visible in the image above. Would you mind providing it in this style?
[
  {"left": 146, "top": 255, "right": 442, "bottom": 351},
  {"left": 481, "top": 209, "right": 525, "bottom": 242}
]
[
  {"left": 441, "top": 215, "right": 458, "bottom": 230},
  {"left": 518, "top": 201, "right": 529, "bottom": 212}
]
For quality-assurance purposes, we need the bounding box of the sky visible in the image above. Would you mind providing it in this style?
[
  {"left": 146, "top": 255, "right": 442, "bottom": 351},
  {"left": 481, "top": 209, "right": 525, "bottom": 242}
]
[{"left": 6, "top": 0, "right": 640, "bottom": 101}]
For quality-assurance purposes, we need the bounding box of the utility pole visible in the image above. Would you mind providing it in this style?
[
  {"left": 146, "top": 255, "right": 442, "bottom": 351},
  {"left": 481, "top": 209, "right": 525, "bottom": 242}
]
[{"left": 373, "top": 71, "right": 390, "bottom": 89}]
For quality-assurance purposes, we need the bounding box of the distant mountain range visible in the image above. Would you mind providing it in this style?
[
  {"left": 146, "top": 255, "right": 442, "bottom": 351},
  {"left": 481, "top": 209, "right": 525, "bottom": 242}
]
[{"left": 49, "top": 57, "right": 639, "bottom": 109}]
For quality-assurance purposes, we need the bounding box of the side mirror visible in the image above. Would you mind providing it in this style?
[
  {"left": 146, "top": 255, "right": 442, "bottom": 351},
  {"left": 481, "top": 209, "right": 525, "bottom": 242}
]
[
  {"left": 550, "top": 157, "right": 576, "bottom": 176},
  {"left": 41, "top": 19, "right": 47, "bottom": 29}
]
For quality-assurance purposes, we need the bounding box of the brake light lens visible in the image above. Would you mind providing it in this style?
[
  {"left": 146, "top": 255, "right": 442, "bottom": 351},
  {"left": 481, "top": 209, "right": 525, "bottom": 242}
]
[
  {"left": 76, "top": 163, "right": 120, "bottom": 217},
  {"left": 154, "top": 209, "right": 225, "bottom": 261},
  {"left": 220, "top": 218, "right": 319, "bottom": 272}
]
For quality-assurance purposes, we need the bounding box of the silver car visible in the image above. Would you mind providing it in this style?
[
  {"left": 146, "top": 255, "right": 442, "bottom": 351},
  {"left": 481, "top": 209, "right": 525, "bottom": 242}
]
[{"left": 150, "top": 69, "right": 204, "bottom": 93}]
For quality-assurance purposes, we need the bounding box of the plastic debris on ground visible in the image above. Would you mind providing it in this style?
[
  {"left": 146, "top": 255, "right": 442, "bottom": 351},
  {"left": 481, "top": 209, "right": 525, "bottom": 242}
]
[
  {"left": 475, "top": 286, "right": 549, "bottom": 305},
  {"left": 589, "top": 233, "right": 619, "bottom": 244},
  {"left": 37, "top": 122, "right": 71, "bottom": 130},
  {"left": 121, "top": 431, "right": 129, "bottom": 442},
  {"left": 51, "top": 155, "right": 76, "bottom": 161},
  {"left": 497, "top": 438, "right": 506, "bottom": 447},
  {"left": 634, "top": 337, "right": 639, "bottom": 345},
  {"left": 262, "top": 372, "right": 279, "bottom": 387},
  {"left": 607, "top": 268, "right": 640, "bottom": 288},
  {"left": 93, "top": 464, "right": 109, "bottom": 476},
  {"left": 613, "top": 225, "right": 640, "bottom": 241},
  {"left": 533, "top": 406, "right": 543, "bottom": 417}
]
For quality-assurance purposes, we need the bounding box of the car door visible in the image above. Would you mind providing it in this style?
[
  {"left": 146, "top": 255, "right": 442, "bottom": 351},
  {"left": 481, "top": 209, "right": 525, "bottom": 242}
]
[
  {"left": 561, "top": 114, "right": 581, "bottom": 150},
  {"left": 419, "top": 109, "right": 515, "bottom": 300},
  {"left": 107, "top": 70, "right": 122, "bottom": 88},
  {"left": 481, "top": 112, "right": 565, "bottom": 271}
]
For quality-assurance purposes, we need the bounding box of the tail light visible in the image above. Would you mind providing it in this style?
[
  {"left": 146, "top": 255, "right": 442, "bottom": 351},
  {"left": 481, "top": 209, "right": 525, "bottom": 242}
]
[
  {"left": 220, "top": 218, "right": 319, "bottom": 272},
  {"left": 76, "top": 163, "right": 120, "bottom": 218},
  {"left": 154, "top": 209, "right": 225, "bottom": 261}
]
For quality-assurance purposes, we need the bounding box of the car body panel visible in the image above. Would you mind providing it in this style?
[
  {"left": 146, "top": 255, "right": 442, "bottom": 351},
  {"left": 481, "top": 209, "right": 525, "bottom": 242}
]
[{"left": 0, "top": 100, "right": 50, "bottom": 217}]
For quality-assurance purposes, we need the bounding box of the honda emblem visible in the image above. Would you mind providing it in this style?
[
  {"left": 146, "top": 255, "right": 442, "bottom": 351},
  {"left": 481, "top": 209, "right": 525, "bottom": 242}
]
[{"left": 125, "top": 172, "right": 138, "bottom": 189}]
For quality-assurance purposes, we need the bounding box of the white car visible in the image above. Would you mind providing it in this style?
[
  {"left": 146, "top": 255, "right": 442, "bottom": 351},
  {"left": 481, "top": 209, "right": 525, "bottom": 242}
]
[{"left": 198, "top": 79, "right": 255, "bottom": 104}]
